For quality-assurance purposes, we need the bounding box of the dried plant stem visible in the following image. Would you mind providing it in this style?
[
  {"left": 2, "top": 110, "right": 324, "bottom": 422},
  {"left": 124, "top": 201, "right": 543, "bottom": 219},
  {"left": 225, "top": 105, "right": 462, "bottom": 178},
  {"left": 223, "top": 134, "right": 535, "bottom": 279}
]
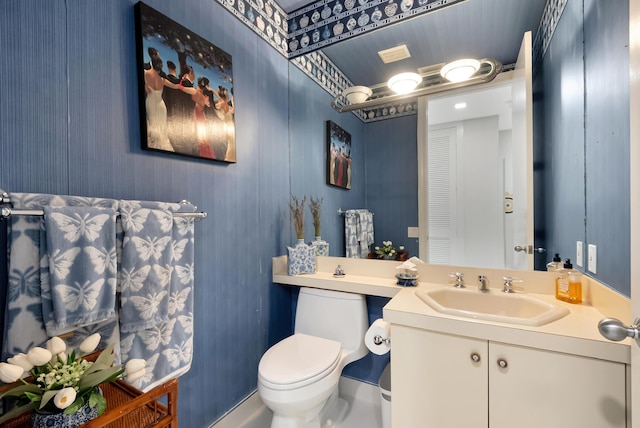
[
  {"left": 289, "top": 195, "right": 306, "bottom": 240},
  {"left": 310, "top": 196, "right": 323, "bottom": 237}
]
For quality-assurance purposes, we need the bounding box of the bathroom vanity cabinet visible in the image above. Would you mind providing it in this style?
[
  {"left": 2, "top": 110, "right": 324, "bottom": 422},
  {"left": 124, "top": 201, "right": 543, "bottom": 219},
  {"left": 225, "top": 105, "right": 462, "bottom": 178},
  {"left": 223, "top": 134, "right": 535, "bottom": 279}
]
[{"left": 391, "top": 325, "right": 627, "bottom": 428}]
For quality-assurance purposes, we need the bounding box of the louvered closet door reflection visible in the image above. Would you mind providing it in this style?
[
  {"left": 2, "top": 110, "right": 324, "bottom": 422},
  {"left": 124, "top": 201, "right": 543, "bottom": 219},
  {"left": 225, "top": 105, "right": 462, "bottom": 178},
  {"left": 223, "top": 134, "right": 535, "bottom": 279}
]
[{"left": 427, "top": 126, "right": 458, "bottom": 265}]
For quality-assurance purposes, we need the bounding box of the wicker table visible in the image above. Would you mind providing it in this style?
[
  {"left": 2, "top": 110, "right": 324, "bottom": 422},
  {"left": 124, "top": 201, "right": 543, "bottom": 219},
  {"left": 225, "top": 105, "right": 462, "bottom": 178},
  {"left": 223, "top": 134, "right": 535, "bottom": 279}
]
[{"left": 1, "top": 378, "right": 178, "bottom": 428}]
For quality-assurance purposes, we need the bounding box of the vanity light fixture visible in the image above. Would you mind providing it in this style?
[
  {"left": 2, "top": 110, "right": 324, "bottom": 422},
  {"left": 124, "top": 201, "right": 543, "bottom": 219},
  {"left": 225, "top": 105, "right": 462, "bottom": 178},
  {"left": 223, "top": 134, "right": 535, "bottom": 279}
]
[
  {"left": 387, "top": 72, "right": 423, "bottom": 94},
  {"left": 342, "top": 85, "right": 373, "bottom": 104},
  {"left": 440, "top": 59, "right": 481, "bottom": 82},
  {"left": 331, "top": 58, "right": 502, "bottom": 114}
]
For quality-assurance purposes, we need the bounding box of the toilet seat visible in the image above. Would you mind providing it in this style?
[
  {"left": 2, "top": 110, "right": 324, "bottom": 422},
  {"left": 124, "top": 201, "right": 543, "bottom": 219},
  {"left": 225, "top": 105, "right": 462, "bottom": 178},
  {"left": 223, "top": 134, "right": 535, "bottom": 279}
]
[{"left": 259, "top": 333, "right": 341, "bottom": 390}]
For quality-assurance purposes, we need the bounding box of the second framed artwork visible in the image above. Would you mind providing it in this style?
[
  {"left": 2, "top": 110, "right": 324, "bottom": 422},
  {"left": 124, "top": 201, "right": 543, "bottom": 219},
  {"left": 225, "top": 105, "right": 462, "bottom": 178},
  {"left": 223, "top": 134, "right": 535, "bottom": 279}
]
[{"left": 326, "top": 121, "right": 352, "bottom": 190}]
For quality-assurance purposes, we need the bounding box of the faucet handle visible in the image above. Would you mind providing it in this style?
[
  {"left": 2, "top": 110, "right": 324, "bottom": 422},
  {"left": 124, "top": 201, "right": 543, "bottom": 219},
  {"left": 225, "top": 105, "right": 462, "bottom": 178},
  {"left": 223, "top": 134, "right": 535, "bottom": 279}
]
[
  {"left": 449, "top": 272, "right": 465, "bottom": 288},
  {"left": 502, "top": 276, "right": 522, "bottom": 293}
]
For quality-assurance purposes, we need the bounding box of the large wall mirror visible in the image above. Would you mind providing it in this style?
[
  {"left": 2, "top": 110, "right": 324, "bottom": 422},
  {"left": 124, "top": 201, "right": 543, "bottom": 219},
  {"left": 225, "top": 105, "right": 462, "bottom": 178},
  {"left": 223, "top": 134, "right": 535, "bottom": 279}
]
[{"left": 291, "top": 0, "right": 630, "bottom": 296}]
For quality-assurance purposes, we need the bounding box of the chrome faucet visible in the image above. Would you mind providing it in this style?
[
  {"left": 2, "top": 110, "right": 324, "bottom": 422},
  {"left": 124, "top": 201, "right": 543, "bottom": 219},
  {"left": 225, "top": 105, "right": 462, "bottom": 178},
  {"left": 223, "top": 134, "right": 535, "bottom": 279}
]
[
  {"left": 478, "top": 275, "right": 489, "bottom": 292},
  {"left": 449, "top": 272, "right": 465, "bottom": 288},
  {"left": 502, "top": 276, "right": 521, "bottom": 293}
]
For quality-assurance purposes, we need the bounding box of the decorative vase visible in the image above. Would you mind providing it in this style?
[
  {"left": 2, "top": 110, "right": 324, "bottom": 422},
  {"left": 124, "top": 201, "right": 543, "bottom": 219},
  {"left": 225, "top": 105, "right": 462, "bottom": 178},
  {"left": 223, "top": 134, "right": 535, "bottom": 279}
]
[
  {"left": 382, "top": 255, "right": 396, "bottom": 260},
  {"left": 287, "top": 239, "right": 316, "bottom": 276},
  {"left": 30, "top": 401, "right": 99, "bottom": 428},
  {"left": 310, "top": 236, "right": 329, "bottom": 256}
]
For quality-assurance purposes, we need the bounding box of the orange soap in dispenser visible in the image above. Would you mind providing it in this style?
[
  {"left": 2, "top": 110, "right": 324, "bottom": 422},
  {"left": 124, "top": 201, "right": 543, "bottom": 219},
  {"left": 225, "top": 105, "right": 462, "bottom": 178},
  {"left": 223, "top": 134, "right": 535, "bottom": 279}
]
[{"left": 555, "top": 259, "right": 582, "bottom": 304}]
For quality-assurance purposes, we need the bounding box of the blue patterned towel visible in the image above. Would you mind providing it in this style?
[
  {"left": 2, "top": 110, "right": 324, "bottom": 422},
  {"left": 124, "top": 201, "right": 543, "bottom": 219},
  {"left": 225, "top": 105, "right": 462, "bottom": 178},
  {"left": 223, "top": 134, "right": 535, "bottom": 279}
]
[
  {"left": 119, "top": 200, "right": 174, "bottom": 333},
  {"left": 345, "top": 209, "right": 374, "bottom": 258},
  {"left": 43, "top": 206, "right": 118, "bottom": 332},
  {"left": 120, "top": 202, "right": 196, "bottom": 392},
  {"left": 2, "top": 193, "right": 119, "bottom": 359},
  {"left": 357, "top": 210, "right": 374, "bottom": 257}
]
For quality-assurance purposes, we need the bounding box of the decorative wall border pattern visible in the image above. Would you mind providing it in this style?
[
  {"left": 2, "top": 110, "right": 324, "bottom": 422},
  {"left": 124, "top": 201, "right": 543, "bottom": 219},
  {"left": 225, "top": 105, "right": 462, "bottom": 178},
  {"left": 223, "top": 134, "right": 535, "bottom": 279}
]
[
  {"left": 216, "top": 0, "right": 290, "bottom": 56},
  {"left": 532, "top": 0, "right": 567, "bottom": 71},
  {"left": 285, "top": 0, "right": 466, "bottom": 58}
]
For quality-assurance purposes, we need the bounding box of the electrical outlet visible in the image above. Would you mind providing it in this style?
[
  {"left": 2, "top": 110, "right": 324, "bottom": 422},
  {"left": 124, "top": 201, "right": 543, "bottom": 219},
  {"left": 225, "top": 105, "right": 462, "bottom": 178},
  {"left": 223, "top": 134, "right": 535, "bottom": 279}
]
[
  {"left": 576, "top": 241, "right": 583, "bottom": 267},
  {"left": 588, "top": 244, "right": 597, "bottom": 274}
]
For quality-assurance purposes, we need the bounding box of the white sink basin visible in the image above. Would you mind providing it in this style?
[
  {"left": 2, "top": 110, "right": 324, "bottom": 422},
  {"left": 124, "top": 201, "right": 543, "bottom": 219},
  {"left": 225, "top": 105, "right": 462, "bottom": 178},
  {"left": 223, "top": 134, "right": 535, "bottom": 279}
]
[{"left": 415, "top": 287, "right": 570, "bottom": 326}]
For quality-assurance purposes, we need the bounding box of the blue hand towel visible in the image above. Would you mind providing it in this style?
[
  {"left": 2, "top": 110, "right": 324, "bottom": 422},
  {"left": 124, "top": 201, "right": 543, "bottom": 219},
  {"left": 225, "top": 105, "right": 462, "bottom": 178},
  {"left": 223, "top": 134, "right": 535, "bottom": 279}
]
[
  {"left": 119, "top": 201, "right": 197, "bottom": 392},
  {"left": 345, "top": 209, "right": 374, "bottom": 258},
  {"left": 119, "top": 200, "right": 174, "bottom": 333},
  {"left": 356, "top": 210, "right": 374, "bottom": 258},
  {"left": 43, "top": 206, "right": 117, "bottom": 332},
  {"left": 344, "top": 210, "right": 360, "bottom": 258}
]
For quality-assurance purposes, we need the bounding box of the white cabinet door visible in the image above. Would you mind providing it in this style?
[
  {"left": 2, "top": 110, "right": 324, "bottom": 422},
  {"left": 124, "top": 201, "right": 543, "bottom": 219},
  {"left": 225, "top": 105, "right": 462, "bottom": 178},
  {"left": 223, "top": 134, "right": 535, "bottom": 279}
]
[
  {"left": 391, "top": 325, "right": 488, "bottom": 428},
  {"left": 489, "top": 342, "right": 627, "bottom": 428}
]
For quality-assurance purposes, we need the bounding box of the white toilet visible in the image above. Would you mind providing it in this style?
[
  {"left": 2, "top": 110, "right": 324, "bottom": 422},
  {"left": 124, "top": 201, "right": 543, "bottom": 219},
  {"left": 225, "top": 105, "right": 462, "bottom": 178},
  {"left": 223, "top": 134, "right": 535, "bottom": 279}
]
[{"left": 258, "top": 287, "right": 369, "bottom": 428}]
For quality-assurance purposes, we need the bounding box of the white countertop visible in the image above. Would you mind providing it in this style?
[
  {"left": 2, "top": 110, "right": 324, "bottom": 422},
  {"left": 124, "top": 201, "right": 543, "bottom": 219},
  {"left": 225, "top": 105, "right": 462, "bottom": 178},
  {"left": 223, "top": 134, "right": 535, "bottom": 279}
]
[{"left": 273, "top": 256, "right": 631, "bottom": 364}]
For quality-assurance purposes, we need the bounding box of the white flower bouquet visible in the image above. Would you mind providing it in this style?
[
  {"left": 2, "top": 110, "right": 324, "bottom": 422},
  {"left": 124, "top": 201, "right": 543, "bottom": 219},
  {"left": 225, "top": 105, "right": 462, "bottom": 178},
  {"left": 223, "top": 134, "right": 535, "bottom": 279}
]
[
  {"left": 374, "top": 241, "right": 404, "bottom": 259},
  {"left": 0, "top": 334, "right": 146, "bottom": 423}
]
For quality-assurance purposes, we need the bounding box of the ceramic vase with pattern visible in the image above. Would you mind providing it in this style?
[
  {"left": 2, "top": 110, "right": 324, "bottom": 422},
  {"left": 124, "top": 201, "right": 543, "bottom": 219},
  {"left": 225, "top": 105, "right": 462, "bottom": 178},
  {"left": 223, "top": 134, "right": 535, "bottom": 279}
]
[
  {"left": 310, "top": 236, "right": 329, "bottom": 256},
  {"left": 288, "top": 239, "right": 317, "bottom": 275},
  {"left": 30, "top": 395, "right": 100, "bottom": 428}
]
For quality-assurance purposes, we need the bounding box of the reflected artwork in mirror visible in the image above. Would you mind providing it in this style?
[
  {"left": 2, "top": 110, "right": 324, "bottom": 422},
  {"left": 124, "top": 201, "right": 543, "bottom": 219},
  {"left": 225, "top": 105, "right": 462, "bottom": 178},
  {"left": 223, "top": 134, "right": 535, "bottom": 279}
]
[{"left": 326, "top": 121, "right": 352, "bottom": 190}]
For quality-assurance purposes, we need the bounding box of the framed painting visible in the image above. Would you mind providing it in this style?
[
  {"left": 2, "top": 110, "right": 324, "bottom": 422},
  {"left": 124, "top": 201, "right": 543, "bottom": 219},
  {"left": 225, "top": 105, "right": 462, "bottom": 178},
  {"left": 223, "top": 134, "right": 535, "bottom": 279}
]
[
  {"left": 326, "top": 121, "right": 352, "bottom": 190},
  {"left": 135, "top": 2, "right": 236, "bottom": 163}
]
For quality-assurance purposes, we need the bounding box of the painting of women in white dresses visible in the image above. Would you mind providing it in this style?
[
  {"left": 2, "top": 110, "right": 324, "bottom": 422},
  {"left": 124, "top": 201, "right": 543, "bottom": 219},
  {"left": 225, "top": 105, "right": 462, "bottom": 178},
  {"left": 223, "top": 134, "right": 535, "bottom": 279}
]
[
  {"left": 135, "top": 2, "right": 236, "bottom": 163},
  {"left": 326, "top": 121, "right": 352, "bottom": 190}
]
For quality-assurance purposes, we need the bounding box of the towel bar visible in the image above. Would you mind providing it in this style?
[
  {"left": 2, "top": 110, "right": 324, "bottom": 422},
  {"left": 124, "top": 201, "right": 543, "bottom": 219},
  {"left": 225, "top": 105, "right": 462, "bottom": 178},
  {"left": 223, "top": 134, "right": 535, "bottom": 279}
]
[{"left": 0, "top": 207, "right": 207, "bottom": 219}]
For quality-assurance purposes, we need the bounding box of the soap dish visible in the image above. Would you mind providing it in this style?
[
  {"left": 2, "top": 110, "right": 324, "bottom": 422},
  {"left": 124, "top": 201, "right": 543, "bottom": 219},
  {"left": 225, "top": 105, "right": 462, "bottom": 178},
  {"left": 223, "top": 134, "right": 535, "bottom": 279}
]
[{"left": 395, "top": 273, "right": 418, "bottom": 287}]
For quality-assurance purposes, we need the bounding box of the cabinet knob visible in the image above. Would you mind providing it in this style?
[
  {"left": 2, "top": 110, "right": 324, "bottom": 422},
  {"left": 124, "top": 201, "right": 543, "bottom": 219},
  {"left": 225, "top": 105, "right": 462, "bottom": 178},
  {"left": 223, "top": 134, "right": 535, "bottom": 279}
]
[
  {"left": 497, "top": 359, "right": 508, "bottom": 368},
  {"left": 470, "top": 353, "right": 481, "bottom": 363}
]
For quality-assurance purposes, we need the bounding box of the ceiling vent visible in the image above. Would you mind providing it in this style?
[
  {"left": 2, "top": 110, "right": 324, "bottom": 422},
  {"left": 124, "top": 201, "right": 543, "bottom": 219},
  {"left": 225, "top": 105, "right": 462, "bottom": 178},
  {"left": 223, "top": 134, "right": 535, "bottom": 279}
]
[{"left": 378, "top": 45, "right": 411, "bottom": 64}]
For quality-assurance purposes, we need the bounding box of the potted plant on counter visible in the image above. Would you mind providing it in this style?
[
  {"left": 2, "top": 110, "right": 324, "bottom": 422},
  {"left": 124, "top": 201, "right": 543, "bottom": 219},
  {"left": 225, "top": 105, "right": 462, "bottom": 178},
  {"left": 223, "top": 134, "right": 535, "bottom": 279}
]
[
  {"left": 309, "top": 196, "right": 329, "bottom": 256},
  {"left": 287, "top": 195, "right": 316, "bottom": 275}
]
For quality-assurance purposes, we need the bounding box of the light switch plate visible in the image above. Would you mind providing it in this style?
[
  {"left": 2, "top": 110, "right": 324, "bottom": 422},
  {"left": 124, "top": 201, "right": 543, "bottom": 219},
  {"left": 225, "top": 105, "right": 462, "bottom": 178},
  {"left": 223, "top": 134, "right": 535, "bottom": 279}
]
[
  {"left": 588, "top": 244, "right": 597, "bottom": 273},
  {"left": 576, "top": 241, "right": 583, "bottom": 267},
  {"left": 407, "top": 227, "right": 419, "bottom": 238}
]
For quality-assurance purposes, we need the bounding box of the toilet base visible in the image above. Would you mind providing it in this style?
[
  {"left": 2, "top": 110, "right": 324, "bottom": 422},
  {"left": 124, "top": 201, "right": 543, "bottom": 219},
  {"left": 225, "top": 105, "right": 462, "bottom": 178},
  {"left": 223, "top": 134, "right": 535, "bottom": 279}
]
[{"left": 269, "top": 389, "right": 351, "bottom": 428}]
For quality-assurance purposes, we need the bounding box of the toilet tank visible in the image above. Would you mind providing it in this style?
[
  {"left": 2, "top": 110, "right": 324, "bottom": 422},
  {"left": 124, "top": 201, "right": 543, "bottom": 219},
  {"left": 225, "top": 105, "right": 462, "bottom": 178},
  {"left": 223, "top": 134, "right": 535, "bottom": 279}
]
[{"left": 295, "top": 288, "right": 368, "bottom": 353}]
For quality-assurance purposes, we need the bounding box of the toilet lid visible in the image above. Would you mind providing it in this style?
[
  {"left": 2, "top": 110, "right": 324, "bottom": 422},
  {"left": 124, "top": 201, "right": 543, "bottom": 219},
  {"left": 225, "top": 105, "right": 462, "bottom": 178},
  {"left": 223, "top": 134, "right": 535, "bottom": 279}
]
[{"left": 259, "top": 334, "right": 341, "bottom": 387}]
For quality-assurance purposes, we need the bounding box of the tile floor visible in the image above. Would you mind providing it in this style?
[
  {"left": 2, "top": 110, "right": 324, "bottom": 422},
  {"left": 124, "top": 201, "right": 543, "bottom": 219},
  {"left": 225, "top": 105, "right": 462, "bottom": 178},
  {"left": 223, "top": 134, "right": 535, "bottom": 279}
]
[{"left": 218, "top": 378, "right": 385, "bottom": 428}]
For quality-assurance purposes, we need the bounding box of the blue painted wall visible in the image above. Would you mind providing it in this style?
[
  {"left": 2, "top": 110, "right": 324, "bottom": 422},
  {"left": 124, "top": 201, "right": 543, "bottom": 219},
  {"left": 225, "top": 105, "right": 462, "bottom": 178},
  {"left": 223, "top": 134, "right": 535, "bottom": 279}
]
[
  {"left": 533, "top": 0, "right": 586, "bottom": 272},
  {"left": 0, "top": 0, "right": 368, "bottom": 426},
  {"left": 533, "top": 0, "right": 630, "bottom": 295},
  {"left": 364, "top": 116, "right": 420, "bottom": 258},
  {"left": 583, "top": 0, "right": 630, "bottom": 295}
]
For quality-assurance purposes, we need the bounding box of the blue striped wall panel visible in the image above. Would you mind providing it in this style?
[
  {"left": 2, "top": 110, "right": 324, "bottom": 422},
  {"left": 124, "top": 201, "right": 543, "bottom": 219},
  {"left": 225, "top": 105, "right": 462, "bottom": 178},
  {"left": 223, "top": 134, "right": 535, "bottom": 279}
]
[
  {"left": 0, "top": 1, "right": 69, "bottom": 195},
  {"left": 1, "top": 0, "right": 293, "bottom": 425},
  {"left": 287, "top": 64, "right": 367, "bottom": 255},
  {"left": 364, "top": 116, "right": 419, "bottom": 257},
  {"left": 582, "top": 0, "right": 630, "bottom": 295},
  {"left": 533, "top": 0, "right": 630, "bottom": 295},
  {"left": 533, "top": 0, "right": 586, "bottom": 277}
]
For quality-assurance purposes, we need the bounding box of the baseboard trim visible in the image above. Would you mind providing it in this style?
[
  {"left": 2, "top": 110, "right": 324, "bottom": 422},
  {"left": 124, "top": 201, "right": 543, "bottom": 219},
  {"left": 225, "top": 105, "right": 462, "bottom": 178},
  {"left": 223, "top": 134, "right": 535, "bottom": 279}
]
[{"left": 209, "top": 389, "right": 264, "bottom": 428}]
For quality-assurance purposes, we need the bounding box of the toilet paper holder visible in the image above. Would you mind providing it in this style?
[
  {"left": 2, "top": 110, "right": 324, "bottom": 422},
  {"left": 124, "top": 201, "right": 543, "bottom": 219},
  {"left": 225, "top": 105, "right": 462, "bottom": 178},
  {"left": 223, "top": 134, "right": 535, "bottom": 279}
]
[{"left": 374, "top": 335, "right": 391, "bottom": 346}]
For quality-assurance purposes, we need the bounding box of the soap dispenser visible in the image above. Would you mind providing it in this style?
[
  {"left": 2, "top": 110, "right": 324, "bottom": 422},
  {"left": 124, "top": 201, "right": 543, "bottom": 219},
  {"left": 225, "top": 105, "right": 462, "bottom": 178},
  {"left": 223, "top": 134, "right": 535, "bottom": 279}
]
[
  {"left": 546, "top": 253, "right": 562, "bottom": 271},
  {"left": 555, "top": 259, "right": 582, "bottom": 304}
]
